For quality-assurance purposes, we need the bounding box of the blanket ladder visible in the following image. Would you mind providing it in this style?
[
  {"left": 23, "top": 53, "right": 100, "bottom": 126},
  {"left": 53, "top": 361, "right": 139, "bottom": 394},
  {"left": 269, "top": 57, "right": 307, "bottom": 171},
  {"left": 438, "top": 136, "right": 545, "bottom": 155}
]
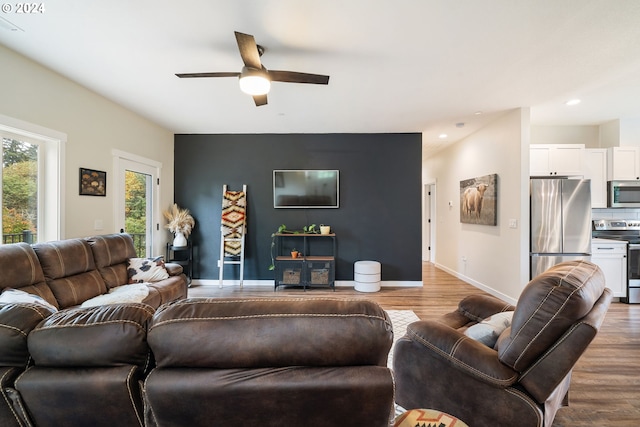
[{"left": 218, "top": 184, "right": 247, "bottom": 288}]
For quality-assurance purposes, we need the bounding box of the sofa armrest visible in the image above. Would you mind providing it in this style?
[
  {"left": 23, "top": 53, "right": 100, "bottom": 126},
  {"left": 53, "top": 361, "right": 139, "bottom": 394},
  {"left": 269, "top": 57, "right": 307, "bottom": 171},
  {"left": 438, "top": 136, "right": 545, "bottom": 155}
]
[
  {"left": 163, "top": 262, "right": 184, "bottom": 276},
  {"left": 456, "top": 294, "right": 515, "bottom": 323},
  {"left": 400, "top": 319, "right": 518, "bottom": 388}
]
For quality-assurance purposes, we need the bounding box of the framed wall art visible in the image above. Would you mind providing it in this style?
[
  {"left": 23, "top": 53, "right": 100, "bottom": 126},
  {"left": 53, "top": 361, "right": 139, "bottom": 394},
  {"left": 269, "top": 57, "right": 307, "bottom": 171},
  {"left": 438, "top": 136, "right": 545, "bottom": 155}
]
[
  {"left": 79, "top": 168, "right": 106, "bottom": 196},
  {"left": 460, "top": 173, "right": 497, "bottom": 225}
]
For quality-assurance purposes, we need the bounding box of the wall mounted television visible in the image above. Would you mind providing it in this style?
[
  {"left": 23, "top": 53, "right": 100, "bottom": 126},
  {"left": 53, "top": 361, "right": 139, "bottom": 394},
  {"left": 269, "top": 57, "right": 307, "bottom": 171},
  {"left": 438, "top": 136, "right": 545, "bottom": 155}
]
[{"left": 273, "top": 170, "right": 339, "bottom": 208}]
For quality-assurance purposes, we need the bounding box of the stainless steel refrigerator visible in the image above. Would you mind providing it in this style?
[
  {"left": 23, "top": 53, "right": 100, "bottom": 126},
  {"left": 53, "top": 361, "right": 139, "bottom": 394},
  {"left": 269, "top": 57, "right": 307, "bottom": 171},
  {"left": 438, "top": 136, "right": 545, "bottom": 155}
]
[{"left": 530, "top": 178, "right": 592, "bottom": 279}]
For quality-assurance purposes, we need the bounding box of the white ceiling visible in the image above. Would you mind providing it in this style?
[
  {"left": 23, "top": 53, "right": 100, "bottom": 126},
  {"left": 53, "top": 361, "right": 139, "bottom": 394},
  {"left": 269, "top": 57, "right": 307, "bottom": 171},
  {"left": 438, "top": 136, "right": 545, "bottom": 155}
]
[{"left": 2, "top": 0, "right": 640, "bottom": 153}]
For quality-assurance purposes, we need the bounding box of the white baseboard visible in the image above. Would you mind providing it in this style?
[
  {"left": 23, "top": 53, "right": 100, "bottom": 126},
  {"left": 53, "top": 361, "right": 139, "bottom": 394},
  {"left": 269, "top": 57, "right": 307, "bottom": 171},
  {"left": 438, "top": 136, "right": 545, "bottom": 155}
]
[
  {"left": 191, "top": 279, "right": 271, "bottom": 287},
  {"left": 434, "top": 262, "right": 517, "bottom": 305},
  {"left": 191, "top": 279, "right": 423, "bottom": 288}
]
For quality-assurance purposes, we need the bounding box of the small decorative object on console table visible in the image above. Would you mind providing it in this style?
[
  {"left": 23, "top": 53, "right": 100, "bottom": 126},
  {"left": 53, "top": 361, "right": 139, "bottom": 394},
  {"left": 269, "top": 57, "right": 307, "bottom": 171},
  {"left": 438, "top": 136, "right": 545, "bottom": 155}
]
[
  {"left": 173, "top": 232, "right": 187, "bottom": 248},
  {"left": 163, "top": 203, "right": 195, "bottom": 248}
]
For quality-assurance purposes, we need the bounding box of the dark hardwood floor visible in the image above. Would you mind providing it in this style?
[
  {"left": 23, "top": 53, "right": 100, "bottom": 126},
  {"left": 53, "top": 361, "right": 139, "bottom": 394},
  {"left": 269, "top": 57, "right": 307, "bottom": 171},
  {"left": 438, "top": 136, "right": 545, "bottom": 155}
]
[{"left": 187, "top": 262, "right": 640, "bottom": 426}]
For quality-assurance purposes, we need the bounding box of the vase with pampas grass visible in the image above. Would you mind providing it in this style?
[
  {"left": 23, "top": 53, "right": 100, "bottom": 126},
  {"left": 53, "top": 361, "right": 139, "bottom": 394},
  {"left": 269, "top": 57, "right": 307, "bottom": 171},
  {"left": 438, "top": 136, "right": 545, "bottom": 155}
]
[{"left": 163, "top": 203, "right": 195, "bottom": 247}]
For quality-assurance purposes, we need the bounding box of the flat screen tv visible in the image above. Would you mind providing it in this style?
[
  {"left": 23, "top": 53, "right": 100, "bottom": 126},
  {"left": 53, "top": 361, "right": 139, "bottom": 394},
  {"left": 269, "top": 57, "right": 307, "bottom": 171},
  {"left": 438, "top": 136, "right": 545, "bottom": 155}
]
[{"left": 273, "top": 170, "right": 339, "bottom": 208}]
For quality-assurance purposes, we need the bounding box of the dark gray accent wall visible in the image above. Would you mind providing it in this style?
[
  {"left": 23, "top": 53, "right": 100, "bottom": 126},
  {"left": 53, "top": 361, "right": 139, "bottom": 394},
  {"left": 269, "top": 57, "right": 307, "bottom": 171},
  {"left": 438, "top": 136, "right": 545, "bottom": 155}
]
[{"left": 174, "top": 133, "right": 422, "bottom": 282}]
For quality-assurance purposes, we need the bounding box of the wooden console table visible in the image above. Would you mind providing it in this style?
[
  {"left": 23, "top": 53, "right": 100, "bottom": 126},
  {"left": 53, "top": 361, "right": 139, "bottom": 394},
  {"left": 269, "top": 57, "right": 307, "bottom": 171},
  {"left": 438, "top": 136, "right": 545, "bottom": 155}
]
[{"left": 273, "top": 233, "right": 336, "bottom": 291}]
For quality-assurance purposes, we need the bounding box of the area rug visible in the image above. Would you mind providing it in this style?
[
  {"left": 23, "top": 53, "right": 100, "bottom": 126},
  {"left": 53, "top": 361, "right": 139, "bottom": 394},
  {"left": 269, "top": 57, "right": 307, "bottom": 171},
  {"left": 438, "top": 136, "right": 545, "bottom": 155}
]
[
  {"left": 393, "top": 408, "right": 469, "bottom": 427},
  {"left": 385, "top": 309, "right": 420, "bottom": 369}
]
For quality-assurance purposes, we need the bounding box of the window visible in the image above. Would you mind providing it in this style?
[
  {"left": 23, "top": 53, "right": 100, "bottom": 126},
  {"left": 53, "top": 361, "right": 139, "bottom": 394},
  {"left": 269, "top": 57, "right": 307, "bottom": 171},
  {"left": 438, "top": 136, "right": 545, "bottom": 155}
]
[
  {"left": 0, "top": 114, "right": 65, "bottom": 244},
  {"left": 2, "top": 135, "right": 40, "bottom": 244}
]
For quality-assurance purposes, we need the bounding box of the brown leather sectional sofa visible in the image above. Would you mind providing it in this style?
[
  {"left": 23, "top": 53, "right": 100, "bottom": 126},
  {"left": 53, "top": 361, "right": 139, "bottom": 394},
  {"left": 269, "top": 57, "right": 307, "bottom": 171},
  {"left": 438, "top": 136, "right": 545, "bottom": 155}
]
[
  {"left": 0, "top": 235, "right": 395, "bottom": 426},
  {"left": 1, "top": 233, "right": 188, "bottom": 311},
  {"left": 0, "top": 233, "right": 188, "bottom": 426},
  {"left": 1, "top": 298, "right": 395, "bottom": 427}
]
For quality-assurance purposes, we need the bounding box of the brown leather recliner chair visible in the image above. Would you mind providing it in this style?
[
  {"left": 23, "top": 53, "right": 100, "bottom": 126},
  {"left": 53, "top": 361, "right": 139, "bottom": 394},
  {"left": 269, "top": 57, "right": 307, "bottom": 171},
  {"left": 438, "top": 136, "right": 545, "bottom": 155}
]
[{"left": 393, "top": 260, "right": 612, "bottom": 427}]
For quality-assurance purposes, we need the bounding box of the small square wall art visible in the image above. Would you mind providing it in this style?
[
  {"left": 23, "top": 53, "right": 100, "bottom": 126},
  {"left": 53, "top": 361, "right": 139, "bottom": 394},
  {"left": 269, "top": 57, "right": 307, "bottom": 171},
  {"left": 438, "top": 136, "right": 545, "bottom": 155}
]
[{"left": 79, "top": 168, "right": 106, "bottom": 196}]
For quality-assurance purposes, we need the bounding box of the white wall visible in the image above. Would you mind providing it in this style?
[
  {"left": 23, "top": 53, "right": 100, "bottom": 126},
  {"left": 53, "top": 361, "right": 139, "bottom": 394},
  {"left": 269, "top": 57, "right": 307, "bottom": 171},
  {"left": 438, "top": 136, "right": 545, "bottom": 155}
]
[
  {"left": 0, "top": 44, "right": 174, "bottom": 254},
  {"left": 424, "top": 108, "right": 530, "bottom": 303},
  {"left": 532, "top": 120, "right": 640, "bottom": 149},
  {"left": 600, "top": 120, "right": 620, "bottom": 148},
  {"left": 531, "top": 125, "right": 600, "bottom": 147},
  {"left": 620, "top": 118, "right": 640, "bottom": 146}
]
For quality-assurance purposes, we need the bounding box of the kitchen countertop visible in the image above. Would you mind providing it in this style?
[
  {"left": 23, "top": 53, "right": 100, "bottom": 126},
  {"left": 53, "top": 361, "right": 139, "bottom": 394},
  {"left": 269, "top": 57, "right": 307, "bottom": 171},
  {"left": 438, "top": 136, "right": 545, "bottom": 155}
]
[{"left": 592, "top": 238, "right": 628, "bottom": 245}]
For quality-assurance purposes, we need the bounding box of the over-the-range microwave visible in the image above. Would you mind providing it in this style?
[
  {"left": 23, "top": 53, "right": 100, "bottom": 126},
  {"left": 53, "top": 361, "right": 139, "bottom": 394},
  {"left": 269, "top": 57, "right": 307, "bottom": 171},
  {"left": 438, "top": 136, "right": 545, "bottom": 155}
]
[{"left": 608, "top": 180, "right": 640, "bottom": 207}]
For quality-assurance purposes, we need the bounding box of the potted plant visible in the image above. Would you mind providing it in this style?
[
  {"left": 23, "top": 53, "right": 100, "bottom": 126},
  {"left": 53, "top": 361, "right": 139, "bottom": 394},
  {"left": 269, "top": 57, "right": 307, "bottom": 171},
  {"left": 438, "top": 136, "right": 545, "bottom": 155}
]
[
  {"left": 163, "top": 203, "right": 195, "bottom": 247},
  {"left": 291, "top": 248, "right": 300, "bottom": 258},
  {"left": 269, "top": 224, "right": 288, "bottom": 270},
  {"left": 268, "top": 223, "right": 318, "bottom": 270},
  {"left": 303, "top": 224, "right": 319, "bottom": 234}
]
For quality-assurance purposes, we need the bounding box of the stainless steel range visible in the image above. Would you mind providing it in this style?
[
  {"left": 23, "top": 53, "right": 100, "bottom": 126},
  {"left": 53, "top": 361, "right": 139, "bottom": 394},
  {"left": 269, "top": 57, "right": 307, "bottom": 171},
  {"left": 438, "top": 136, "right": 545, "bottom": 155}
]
[{"left": 593, "top": 219, "right": 640, "bottom": 303}]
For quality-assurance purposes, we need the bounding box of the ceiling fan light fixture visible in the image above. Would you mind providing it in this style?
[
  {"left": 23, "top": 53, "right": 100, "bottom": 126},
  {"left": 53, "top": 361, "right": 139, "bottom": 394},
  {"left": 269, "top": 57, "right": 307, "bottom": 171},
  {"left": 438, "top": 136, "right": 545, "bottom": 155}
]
[{"left": 239, "top": 67, "right": 271, "bottom": 95}]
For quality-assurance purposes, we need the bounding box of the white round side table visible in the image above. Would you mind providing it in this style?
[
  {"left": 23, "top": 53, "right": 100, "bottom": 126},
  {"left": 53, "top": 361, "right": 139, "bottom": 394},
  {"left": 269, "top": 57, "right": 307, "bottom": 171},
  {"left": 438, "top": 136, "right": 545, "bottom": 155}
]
[{"left": 354, "top": 260, "right": 381, "bottom": 292}]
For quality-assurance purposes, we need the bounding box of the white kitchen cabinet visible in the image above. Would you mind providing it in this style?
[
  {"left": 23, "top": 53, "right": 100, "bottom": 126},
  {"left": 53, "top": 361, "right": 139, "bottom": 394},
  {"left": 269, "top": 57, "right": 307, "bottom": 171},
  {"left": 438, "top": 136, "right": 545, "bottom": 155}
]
[
  {"left": 607, "top": 146, "right": 640, "bottom": 181},
  {"left": 591, "top": 239, "right": 627, "bottom": 298},
  {"left": 530, "top": 144, "right": 585, "bottom": 177},
  {"left": 584, "top": 149, "right": 607, "bottom": 208}
]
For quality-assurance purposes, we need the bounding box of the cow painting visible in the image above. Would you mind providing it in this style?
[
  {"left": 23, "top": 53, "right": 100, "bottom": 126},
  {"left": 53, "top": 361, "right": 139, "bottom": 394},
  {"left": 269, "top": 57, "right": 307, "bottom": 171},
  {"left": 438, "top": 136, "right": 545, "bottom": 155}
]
[
  {"left": 462, "top": 183, "right": 488, "bottom": 218},
  {"left": 460, "top": 174, "right": 498, "bottom": 225}
]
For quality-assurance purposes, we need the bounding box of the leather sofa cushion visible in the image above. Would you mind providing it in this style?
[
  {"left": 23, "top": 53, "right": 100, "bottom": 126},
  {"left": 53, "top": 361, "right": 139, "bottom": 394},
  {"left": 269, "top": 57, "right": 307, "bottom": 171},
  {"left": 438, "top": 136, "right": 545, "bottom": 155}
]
[
  {"left": 16, "top": 365, "right": 146, "bottom": 427},
  {"left": 148, "top": 298, "right": 393, "bottom": 368},
  {"left": 498, "top": 260, "right": 605, "bottom": 371},
  {"left": 86, "top": 234, "right": 137, "bottom": 288},
  {"left": 0, "top": 243, "right": 58, "bottom": 308},
  {"left": 27, "top": 303, "right": 154, "bottom": 370},
  {"left": 0, "top": 303, "right": 54, "bottom": 367},
  {"left": 145, "top": 365, "right": 394, "bottom": 427},
  {"left": 33, "top": 239, "right": 107, "bottom": 309},
  {"left": 33, "top": 239, "right": 96, "bottom": 279}
]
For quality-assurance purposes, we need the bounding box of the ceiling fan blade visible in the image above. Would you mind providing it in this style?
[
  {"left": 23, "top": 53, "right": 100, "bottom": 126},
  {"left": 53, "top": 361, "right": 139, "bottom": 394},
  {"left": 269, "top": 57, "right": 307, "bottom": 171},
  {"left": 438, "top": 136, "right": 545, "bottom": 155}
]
[
  {"left": 253, "top": 94, "right": 268, "bottom": 106},
  {"left": 269, "top": 70, "right": 330, "bottom": 85},
  {"left": 235, "top": 31, "right": 262, "bottom": 70},
  {"left": 176, "top": 72, "right": 240, "bottom": 78}
]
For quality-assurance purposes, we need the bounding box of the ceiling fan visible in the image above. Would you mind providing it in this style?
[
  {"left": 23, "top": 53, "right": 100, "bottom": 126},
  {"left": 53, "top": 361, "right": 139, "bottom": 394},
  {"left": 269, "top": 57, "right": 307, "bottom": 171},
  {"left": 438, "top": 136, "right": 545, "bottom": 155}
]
[{"left": 176, "top": 31, "right": 330, "bottom": 106}]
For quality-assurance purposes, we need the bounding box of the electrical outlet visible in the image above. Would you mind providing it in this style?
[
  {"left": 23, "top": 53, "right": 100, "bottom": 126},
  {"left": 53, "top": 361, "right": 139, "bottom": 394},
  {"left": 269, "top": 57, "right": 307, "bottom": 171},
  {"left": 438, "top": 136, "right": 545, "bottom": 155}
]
[
  {"left": 508, "top": 219, "right": 518, "bottom": 229},
  {"left": 94, "top": 219, "right": 103, "bottom": 230}
]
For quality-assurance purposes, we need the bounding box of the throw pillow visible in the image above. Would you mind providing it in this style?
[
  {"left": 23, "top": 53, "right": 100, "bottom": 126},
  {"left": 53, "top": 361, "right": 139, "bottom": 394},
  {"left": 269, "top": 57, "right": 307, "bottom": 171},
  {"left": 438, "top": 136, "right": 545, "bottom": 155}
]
[
  {"left": 464, "top": 311, "right": 514, "bottom": 347},
  {"left": 0, "top": 288, "right": 58, "bottom": 312},
  {"left": 127, "top": 256, "right": 169, "bottom": 283}
]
